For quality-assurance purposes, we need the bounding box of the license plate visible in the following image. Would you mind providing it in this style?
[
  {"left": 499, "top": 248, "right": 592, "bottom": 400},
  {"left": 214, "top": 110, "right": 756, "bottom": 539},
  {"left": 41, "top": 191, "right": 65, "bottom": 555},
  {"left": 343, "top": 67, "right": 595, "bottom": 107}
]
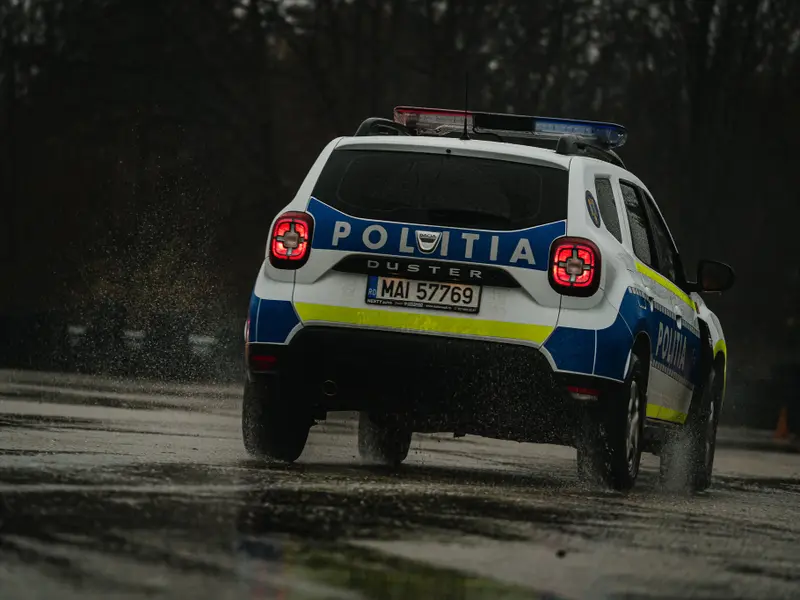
[{"left": 366, "top": 276, "right": 481, "bottom": 314}]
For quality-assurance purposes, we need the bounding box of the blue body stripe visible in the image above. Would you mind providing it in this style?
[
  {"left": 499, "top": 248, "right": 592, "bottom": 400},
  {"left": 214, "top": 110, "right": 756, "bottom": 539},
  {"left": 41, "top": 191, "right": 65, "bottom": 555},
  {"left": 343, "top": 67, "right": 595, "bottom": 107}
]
[
  {"left": 248, "top": 296, "right": 300, "bottom": 344},
  {"left": 547, "top": 289, "right": 701, "bottom": 384},
  {"left": 543, "top": 326, "right": 596, "bottom": 374},
  {"left": 593, "top": 312, "right": 634, "bottom": 380},
  {"left": 247, "top": 286, "right": 700, "bottom": 383},
  {"left": 247, "top": 293, "right": 260, "bottom": 343},
  {"left": 306, "top": 197, "right": 566, "bottom": 272}
]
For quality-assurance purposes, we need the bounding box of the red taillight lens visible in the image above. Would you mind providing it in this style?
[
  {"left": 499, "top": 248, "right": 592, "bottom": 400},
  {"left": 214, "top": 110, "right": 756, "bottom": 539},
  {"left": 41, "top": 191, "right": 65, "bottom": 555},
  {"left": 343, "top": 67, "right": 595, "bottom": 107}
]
[
  {"left": 548, "top": 237, "right": 601, "bottom": 297},
  {"left": 268, "top": 211, "right": 313, "bottom": 269}
]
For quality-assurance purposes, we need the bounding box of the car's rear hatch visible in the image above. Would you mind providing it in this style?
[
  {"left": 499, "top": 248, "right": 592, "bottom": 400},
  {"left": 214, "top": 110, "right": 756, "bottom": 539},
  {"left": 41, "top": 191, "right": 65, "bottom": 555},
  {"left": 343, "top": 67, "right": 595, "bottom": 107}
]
[{"left": 292, "top": 138, "right": 569, "bottom": 347}]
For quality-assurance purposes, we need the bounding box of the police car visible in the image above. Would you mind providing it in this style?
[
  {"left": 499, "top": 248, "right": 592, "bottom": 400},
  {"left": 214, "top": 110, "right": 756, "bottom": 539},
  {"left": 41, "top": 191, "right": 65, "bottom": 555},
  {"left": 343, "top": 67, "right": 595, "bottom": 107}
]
[{"left": 242, "top": 106, "right": 735, "bottom": 491}]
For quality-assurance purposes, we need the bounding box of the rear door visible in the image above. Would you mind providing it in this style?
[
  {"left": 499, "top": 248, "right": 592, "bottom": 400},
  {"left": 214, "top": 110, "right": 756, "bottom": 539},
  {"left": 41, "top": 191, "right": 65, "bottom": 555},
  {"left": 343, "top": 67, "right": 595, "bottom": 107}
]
[
  {"left": 639, "top": 190, "right": 701, "bottom": 415},
  {"left": 619, "top": 181, "right": 696, "bottom": 423},
  {"left": 619, "top": 181, "right": 683, "bottom": 420},
  {"left": 291, "top": 142, "right": 570, "bottom": 347}
]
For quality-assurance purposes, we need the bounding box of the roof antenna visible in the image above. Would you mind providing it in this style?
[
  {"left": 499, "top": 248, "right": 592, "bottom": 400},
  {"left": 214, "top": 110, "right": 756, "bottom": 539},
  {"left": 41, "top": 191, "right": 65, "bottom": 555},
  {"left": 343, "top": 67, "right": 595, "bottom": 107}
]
[{"left": 460, "top": 71, "right": 470, "bottom": 141}]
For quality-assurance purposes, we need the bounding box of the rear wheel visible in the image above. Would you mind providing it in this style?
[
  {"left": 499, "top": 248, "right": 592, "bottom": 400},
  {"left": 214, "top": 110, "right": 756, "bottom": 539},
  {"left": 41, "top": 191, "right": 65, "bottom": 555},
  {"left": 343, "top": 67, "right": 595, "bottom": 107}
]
[
  {"left": 358, "top": 412, "right": 412, "bottom": 467},
  {"left": 577, "top": 354, "right": 646, "bottom": 491},
  {"left": 660, "top": 367, "right": 720, "bottom": 492},
  {"left": 242, "top": 379, "right": 311, "bottom": 462}
]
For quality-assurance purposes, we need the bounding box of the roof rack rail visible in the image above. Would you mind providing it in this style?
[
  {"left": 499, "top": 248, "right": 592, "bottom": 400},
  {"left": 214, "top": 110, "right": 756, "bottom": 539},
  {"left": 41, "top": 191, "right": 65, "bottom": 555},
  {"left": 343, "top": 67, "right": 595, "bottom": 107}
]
[
  {"left": 354, "top": 117, "right": 410, "bottom": 137},
  {"left": 555, "top": 135, "right": 625, "bottom": 168}
]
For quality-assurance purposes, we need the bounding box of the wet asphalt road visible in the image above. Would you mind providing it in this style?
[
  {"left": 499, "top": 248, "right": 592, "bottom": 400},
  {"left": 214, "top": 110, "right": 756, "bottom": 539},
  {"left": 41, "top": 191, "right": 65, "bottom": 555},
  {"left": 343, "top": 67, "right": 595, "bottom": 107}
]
[{"left": 1, "top": 371, "right": 800, "bottom": 599}]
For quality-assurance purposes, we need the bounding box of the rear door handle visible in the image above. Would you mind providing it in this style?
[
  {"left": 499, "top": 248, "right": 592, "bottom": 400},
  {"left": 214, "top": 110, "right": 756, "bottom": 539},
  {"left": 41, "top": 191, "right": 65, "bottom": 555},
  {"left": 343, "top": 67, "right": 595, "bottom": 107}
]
[{"left": 674, "top": 305, "right": 683, "bottom": 329}]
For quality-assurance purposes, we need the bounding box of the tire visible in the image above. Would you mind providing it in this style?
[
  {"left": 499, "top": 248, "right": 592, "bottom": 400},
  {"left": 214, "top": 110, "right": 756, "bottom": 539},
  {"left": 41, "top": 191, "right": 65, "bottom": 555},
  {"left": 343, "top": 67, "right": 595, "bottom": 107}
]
[
  {"left": 660, "top": 367, "right": 720, "bottom": 492},
  {"left": 242, "top": 378, "right": 311, "bottom": 462},
  {"left": 357, "top": 412, "right": 412, "bottom": 467},
  {"left": 576, "top": 354, "right": 646, "bottom": 491}
]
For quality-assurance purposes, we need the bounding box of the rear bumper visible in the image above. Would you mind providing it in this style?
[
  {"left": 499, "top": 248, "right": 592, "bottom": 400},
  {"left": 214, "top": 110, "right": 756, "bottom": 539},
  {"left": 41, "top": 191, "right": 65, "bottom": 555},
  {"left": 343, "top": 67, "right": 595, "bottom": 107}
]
[{"left": 246, "top": 327, "right": 619, "bottom": 444}]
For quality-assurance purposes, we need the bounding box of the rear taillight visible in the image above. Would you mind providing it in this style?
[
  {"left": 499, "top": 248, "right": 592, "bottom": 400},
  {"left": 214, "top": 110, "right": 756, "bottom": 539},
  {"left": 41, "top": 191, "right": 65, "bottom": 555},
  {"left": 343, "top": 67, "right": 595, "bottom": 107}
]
[
  {"left": 548, "top": 237, "right": 601, "bottom": 297},
  {"left": 268, "top": 211, "right": 313, "bottom": 269}
]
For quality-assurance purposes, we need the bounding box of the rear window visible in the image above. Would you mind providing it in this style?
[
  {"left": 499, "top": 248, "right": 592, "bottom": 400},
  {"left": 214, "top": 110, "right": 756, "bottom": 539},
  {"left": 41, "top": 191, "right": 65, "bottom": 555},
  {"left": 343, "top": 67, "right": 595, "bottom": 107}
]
[{"left": 311, "top": 148, "right": 568, "bottom": 230}]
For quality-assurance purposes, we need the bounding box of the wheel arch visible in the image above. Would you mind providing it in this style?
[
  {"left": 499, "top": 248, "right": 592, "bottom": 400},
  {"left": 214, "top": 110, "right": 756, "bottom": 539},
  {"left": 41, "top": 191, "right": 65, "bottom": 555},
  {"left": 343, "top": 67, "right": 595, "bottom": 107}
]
[
  {"left": 630, "top": 331, "right": 651, "bottom": 391},
  {"left": 696, "top": 317, "right": 727, "bottom": 407},
  {"left": 713, "top": 343, "right": 727, "bottom": 404},
  {"left": 713, "top": 338, "right": 727, "bottom": 375},
  {"left": 697, "top": 318, "right": 726, "bottom": 389},
  {"left": 697, "top": 319, "right": 714, "bottom": 376}
]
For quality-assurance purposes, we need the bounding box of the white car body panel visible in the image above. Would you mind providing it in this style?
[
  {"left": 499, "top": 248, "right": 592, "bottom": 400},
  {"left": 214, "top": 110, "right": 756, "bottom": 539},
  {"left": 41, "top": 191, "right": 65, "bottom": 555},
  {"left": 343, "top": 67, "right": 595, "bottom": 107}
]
[{"left": 247, "top": 133, "right": 729, "bottom": 426}]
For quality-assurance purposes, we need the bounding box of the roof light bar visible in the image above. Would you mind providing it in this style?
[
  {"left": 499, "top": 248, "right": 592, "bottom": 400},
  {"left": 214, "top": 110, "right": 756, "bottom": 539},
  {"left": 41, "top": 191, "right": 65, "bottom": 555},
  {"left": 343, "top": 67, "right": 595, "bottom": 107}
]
[
  {"left": 393, "top": 106, "right": 627, "bottom": 148},
  {"left": 393, "top": 107, "right": 474, "bottom": 135}
]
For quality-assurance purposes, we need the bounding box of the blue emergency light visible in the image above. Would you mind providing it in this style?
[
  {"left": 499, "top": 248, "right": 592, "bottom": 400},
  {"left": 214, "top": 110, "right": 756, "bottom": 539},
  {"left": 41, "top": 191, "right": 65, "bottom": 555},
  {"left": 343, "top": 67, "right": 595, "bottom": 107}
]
[
  {"left": 393, "top": 106, "right": 628, "bottom": 149},
  {"left": 533, "top": 117, "right": 627, "bottom": 147}
]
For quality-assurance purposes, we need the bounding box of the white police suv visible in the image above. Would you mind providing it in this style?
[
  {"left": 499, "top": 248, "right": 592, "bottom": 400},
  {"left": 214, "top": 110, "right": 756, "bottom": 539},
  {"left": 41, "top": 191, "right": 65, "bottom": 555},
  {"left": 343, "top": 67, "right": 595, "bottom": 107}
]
[{"left": 242, "top": 106, "right": 735, "bottom": 491}]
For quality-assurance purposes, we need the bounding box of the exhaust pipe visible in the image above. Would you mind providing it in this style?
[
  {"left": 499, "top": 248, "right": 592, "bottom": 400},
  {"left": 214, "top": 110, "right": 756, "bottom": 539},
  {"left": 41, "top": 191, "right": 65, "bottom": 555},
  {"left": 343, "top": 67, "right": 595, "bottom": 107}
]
[{"left": 322, "top": 380, "right": 338, "bottom": 397}]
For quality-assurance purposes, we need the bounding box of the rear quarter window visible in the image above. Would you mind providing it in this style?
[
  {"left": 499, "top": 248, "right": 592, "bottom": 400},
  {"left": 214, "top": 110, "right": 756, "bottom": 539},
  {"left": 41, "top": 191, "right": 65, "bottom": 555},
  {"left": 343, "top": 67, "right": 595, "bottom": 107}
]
[
  {"left": 594, "top": 177, "right": 622, "bottom": 242},
  {"left": 311, "top": 148, "right": 568, "bottom": 230},
  {"left": 620, "top": 181, "right": 655, "bottom": 267}
]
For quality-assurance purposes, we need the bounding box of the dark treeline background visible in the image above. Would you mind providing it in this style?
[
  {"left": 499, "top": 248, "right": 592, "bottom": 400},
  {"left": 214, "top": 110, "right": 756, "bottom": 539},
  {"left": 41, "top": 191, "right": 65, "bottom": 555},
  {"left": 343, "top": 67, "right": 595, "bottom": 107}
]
[{"left": 2, "top": 0, "right": 800, "bottom": 386}]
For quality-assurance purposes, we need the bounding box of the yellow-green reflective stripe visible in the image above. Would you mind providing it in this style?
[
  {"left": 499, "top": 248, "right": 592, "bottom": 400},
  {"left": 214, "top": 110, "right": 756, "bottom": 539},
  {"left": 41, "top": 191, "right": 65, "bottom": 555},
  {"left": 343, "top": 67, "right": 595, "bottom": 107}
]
[
  {"left": 714, "top": 339, "right": 728, "bottom": 394},
  {"left": 635, "top": 262, "right": 696, "bottom": 310},
  {"left": 646, "top": 403, "right": 687, "bottom": 424},
  {"left": 294, "top": 303, "right": 554, "bottom": 345}
]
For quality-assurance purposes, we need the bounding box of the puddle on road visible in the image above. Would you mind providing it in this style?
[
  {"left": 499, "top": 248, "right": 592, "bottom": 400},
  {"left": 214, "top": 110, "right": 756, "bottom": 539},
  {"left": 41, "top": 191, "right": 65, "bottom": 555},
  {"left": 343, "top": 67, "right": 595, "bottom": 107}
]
[
  {"left": 234, "top": 537, "right": 547, "bottom": 599},
  {"left": 3, "top": 459, "right": 800, "bottom": 599},
  {"left": 0, "top": 470, "right": 559, "bottom": 599}
]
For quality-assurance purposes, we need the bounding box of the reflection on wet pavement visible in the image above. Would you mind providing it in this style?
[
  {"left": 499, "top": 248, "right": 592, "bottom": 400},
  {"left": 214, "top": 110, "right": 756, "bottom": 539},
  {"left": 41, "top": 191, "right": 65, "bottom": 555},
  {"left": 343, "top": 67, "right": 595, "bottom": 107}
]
[
  {"left": 2, "top": 375, "right": 800, "bottom": 599},
  {"left": 0, "top": 469, "right": 554, "bottom": 599}
]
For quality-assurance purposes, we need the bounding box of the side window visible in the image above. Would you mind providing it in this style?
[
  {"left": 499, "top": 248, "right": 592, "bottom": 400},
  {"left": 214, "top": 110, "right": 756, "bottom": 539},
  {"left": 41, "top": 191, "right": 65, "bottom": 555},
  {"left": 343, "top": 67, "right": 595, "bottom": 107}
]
[
  {"left": 620, "top": 182, "right": 655, "bottom": 267},
  {"left": 595, "top": 177, "right": 622, "bottom": 243},
  {"left": 641, "top": 193, "right": 681, "bottom": 284}
]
